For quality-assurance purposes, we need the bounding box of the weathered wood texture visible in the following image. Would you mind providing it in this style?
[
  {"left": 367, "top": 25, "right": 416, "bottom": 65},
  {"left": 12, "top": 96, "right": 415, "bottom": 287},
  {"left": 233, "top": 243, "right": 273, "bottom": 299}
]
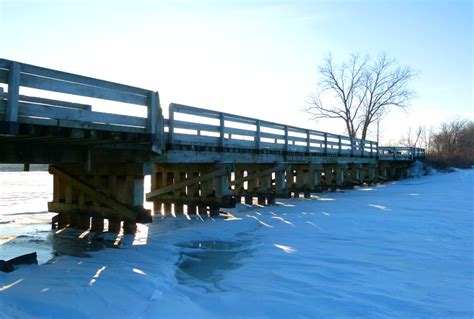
[
  {"left": 48, "top": 164, "right": 151, "bottom": 233},
  {"left": 167, "top": 103, "right": 378, "bottom": 157},
  {"left": 0, "top": 58, "right": 164, "bottom": 152}
]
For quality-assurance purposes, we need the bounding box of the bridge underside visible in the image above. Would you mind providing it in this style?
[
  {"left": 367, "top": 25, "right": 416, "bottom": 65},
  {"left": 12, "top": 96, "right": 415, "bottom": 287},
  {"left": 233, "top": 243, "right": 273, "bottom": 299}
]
[{"left": 146, "top": 150, "right": 413, "bottom": 220}]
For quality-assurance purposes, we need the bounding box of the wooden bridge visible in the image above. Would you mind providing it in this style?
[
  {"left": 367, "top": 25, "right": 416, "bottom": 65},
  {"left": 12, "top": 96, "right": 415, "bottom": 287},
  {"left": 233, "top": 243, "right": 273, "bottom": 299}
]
[{"left": 0, "top": 58, "right": 425, "bottom": 234}]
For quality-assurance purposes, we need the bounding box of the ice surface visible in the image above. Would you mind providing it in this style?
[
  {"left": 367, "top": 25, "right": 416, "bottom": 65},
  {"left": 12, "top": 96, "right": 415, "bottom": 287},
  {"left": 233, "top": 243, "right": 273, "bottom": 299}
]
[{"left": 1, "top": 169, "right": 473, "bottom": 318}]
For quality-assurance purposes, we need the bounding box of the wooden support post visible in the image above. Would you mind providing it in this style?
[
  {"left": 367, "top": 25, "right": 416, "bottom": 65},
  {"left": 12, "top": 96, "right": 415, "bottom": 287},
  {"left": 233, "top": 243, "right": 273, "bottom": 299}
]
[
  {"left": 308, "top": 164, "right": 322, "bottom": 191},
  {"left": 198, "top": 205, "right": 209, "bottom": 216},
  {"left": 108, "top": 219, "right": 121, "bottom": 233},
  {"left": 275, "top": 169, "right": 287, "bottom": 196},
  {"left": 285, "top": 166, "right": 295, "bottom": 191},
  {"left": 187, "top": 172, "right": 199, "bottom": 214},
  {"left": 295, "top": 167, "right": 306, "bottom": 189},
  {"left": 91, "top": 217, "right": 104, "bottom": 232},
  {"left": 57, "top": 214, "right": 70, "bottom": 229},
  {"left": 244, "top": 195, "right": 253, "bottom": 205},
  {"left": 324, "top": 166, "right": 333, "bottom": 186},
  {"left": 215, "top": 173, "right": 229, "bottom": 199},
  {"left": 173, "top": 172, "right": 185, "bottom": 214},
  {"left": 336, "top": 165, "right": 346, "bottom": 186},
  {"left": 123, "top": 221, "right": 137, "bottom": 235},
  {"left": 163, "top": 171, "right": 174, "bottom": 215},
  {"left": 76, "top": 215, "right": 91, "bottom": 230},
  {"left": 351, "top": 164, "right": 362, "bottom": 183},
  {"left": 368, "top": 164, "right": 377, "bottom": 182},
  {"left": 234, "top": 169, "right": 244, "bottom": 194},
  {"left": 151, "top": 171, "right": 162, "bottom": 215}
]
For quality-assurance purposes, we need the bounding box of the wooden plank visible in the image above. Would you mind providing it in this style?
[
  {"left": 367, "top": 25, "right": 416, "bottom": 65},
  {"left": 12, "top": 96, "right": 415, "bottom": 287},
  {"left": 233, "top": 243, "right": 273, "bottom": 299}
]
[
  {"left": 172, "top": 120, "right": 219, "bottom": 132},
  {"left": 224, "top": 139, "right": 256, "bottom": 149},
  {"left": 12, "top": 116, "right": 146, "bottom": 134},
  {"left": 6, "top": 62, "right": 20, "bottom": 123},
  {"left": 260, "top": 131, "right": 284, "bottom": 140},
  {"left": 224, "top": 126, "right": 256, "bottom": 137},
  {"left": 259, "top": 141, "right": 285, "bottom": 150},
  {"left": 19, "top": 102, "right": 147, "bottom": 127},
  {"left": 172, "top": 103, "right": 221, "bottom": 119},
  {"left": 173, "top": 133, "right": 219, "bottom": 145},
  {"left": 49, "top": 166, "right": 138, "bottom": 221},
  {"left": 18, "top": 60, "right": 151, "bottom": 96},
  {"left": 146, "top": 166, "right": 231, "bottom": 200},
  {"left": 20, "top": 73, "right": 148, "bottom": 106},
  {"left": 287, "top": 135, "right": 308, "bottom": 143},
  {"left": 16, "top": 94, "right": 92, "bottom": 111}
]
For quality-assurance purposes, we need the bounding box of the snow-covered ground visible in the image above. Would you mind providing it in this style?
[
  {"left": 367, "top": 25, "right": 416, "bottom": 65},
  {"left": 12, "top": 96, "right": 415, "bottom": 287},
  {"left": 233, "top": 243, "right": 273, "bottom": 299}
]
[{"left": 1, "top": 169, "right": 473, "bottom": 318}]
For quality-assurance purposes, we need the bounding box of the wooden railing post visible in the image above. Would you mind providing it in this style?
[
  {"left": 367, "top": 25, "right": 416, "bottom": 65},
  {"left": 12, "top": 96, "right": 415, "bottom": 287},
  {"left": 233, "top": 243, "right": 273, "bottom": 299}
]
[
  {"left": 155, "top": 92, "right": 165, "bottom": 152},
  {"left": 324, "top": 133, "right": 328, "bottom": 155},
  {"left": 148, "top": 91, "right": 164, "bottom": 153},
  {"left": 338, "top": 136, "right": 342, "bottom": 156},
  {"left": 168, "top": 103, "right": 175, "bottom": 145},
  {"left": 256, "top": 120, "right": 261, "bottom": 150},
  {"left": 350, "top": 138, "right": 354, "bottom": 156},
  {"left": 6, "top": 62, "right": 20, "bottom": 135},
  {"left": 219, "top": 113, "right": 225, "bottom": 149},
  {"left": 306, "top": 129, "right": 310, "bottom": 153},
  {"left": 147, "top": 91, "right": 157, "bottom": 135}
]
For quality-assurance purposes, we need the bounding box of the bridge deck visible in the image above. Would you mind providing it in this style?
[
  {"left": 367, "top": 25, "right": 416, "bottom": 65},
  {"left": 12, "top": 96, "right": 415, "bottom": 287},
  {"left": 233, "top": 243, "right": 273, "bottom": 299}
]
[{"left": 0, "top": 58, "right": 424, "bottom": 164}]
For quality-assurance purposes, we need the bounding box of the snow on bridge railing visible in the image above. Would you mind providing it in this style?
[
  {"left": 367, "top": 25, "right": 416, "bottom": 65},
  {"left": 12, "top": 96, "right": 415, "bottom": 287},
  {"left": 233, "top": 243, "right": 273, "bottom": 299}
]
[
  {"left": 378, "top": 147, "right": 425, "bottom": 161},
  {"left": 166, "top": 103, "right": 378, "bottom": 157},
  {"left": 0, "top": 58, "right": 163, "bottom": 150}
]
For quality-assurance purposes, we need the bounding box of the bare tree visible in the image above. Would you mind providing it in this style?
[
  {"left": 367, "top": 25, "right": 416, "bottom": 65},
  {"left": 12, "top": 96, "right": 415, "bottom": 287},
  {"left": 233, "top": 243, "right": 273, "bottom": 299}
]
[
  {"left": 305, "top": 52, "right": 417, "bottom": 141},
  {"left": 428, "top": 119, "right": 474, "bottom": 167},
  {"left": 399, "top": 126, "right": 425, "bottom": 148}
]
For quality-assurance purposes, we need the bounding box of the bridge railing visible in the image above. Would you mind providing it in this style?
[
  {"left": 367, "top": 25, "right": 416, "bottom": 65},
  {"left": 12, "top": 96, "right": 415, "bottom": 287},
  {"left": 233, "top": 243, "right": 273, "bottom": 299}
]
[
  {"left": 378, "top": 146, "right": 426, "bottom": 161},
  {"left": 167, "top": 103, "right": 378, "bottom": 157},
  {"left": 0, "top": 59, "right": 163, "bottom": 150}
]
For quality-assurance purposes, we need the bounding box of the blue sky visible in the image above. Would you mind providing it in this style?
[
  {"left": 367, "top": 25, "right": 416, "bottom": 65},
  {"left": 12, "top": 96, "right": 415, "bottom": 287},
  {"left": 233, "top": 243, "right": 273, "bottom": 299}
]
[{"left": 0, "top": 0, "right": 472, "bottom": 143}]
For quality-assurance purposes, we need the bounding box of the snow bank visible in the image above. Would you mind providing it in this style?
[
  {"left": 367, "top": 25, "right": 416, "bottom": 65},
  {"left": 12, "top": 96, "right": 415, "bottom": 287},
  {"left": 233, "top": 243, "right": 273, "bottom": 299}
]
[{"left": 1, "top": 170, "right": 473, "bottom": 318}]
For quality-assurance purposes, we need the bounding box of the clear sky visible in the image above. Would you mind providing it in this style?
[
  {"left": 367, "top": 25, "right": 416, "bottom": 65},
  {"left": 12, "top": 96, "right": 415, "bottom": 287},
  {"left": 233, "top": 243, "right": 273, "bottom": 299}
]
[{"left": 0, "top": 0, "right": 472, "bottom": 144}]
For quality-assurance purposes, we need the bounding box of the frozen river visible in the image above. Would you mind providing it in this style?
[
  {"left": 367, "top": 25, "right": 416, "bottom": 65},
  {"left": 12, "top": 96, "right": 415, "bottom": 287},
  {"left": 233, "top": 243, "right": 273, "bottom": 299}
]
[{"left": 1, "top": 168, "right": 473, "bottom": 318}]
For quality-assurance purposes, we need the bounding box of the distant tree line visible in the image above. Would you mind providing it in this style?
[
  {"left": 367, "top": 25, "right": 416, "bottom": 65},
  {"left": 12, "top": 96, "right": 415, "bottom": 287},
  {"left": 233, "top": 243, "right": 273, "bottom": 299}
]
[{"left": 399, "top": 119, "right": 474, "bottom": 168}]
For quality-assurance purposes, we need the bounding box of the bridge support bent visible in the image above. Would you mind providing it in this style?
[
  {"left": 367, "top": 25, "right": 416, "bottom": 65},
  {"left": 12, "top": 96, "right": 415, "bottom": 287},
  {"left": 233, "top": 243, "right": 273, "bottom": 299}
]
[{"left": 48, "top": 164, "right": 151, "bottom": 234}]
